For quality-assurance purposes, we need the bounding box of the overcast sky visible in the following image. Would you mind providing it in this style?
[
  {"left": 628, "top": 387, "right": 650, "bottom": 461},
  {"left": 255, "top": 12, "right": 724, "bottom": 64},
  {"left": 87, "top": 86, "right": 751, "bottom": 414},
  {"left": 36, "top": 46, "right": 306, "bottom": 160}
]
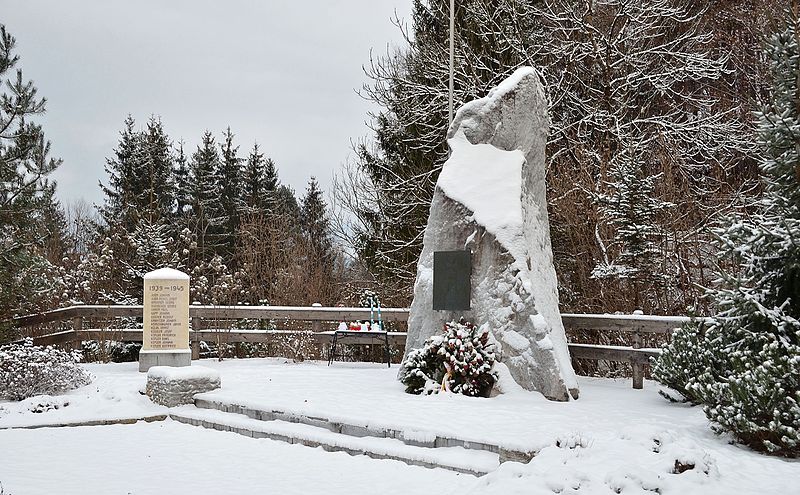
[{"left": 1, "top": 0, "right": 411, "bottom": 208}]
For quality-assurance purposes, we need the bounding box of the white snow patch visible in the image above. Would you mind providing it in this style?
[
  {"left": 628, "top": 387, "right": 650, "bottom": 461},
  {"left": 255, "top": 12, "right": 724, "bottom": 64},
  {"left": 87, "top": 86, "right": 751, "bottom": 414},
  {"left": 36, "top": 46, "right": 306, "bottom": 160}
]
[
  {"left": 143, "top": 267, "right": 190, "bottom": 280},
  {"left": 438, "top": 130, "right": 527, "bottom": 261},
  {"left": 147, "top": 365, "right": 220, "bottom": 382},
  {"left": 0, "top": 420, "right": 472, "bottom": 495},
  {"left": 500, "top": 330, "right": 530, "bottom": 352}
]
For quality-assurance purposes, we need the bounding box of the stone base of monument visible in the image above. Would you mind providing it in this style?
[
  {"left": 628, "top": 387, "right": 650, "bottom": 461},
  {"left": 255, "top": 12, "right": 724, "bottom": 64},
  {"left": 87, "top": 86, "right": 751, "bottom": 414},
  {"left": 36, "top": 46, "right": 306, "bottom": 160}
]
[
  {"left": 139, "top": 349, "right": 192, "bottom": 373},
  {"left": 146, "top": 365, "right": 221, "bottom": 407}
]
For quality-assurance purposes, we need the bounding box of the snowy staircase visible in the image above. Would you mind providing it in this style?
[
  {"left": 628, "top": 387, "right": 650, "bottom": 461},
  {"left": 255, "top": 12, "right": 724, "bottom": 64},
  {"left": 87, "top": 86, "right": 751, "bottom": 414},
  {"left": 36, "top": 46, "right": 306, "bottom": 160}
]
[{"left": 169, "top": 397, "right": 505, "bottom": 475}]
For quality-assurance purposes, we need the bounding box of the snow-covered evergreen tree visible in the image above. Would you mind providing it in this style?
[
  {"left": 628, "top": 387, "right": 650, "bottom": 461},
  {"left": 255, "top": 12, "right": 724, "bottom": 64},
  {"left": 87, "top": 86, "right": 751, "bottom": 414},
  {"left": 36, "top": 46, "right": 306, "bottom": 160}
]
[
  {"left": 216, "top": 127, "right": 243, "bottom": 262},
  {"left": 187, "top": 131, "right": 223, "bottom": 261},
  {"left": 139, "top": 117, "right": 175, "bottom": 223},
  {"left": 241, "top": 143, "right": 278, "bottom": 216},
  {"left": 300, "top": 177, "right": 337, "bottom": 303},
  {"left": 173, "top": 141, "right": 191, "bottom": 217},
  {"left": 99, "top": 116, "right": 140, "bottom": 234},
  {"left": 592, "top": 142, "right": 673, "bottom": 308},
  {"left": 0, "top": 24, "right": 63, "bottom": 337},
  {"left": 97, "top": 116, "right": 176, "bottom": 298},
  {"left": 301, "top": 177, "right": 333, "bottom": 262},
  {"left": 655, "top": 9, "right": 800, "bottom": 456}
]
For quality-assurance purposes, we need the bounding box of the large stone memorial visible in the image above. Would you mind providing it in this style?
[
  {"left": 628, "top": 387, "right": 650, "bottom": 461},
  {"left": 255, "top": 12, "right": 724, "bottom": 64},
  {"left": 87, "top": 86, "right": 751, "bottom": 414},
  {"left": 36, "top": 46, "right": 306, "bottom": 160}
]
[
  {"left": 139, "top": 268, "right": 191, "bottom": 372},
  {"left": 403, "top": 67, "right": 579, "bottom": 401}
]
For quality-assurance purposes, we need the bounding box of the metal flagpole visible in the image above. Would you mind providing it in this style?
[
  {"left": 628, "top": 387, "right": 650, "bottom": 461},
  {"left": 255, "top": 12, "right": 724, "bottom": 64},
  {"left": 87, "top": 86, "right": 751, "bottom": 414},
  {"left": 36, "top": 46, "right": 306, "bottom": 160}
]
[{"left": 449, "top": 0, "right": 455, "bottom": 127}]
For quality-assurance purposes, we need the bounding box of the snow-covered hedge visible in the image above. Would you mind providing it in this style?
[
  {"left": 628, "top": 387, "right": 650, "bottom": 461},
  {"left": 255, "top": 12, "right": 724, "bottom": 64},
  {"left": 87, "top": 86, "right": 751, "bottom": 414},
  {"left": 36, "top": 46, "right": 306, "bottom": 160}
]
[
  {"left": 0, "top": 338, "right": 92, "bottom": 401},
  {"left": 399, "top": 319, "right": 496, "bottom": 397}
]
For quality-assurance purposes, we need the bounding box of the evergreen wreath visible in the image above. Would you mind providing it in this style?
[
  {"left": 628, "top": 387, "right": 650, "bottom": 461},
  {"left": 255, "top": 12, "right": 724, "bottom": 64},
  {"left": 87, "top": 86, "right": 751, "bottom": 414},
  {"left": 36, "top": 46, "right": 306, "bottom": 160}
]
[{"left": 399, "top": 318, "right": 496, "bottom": 397}]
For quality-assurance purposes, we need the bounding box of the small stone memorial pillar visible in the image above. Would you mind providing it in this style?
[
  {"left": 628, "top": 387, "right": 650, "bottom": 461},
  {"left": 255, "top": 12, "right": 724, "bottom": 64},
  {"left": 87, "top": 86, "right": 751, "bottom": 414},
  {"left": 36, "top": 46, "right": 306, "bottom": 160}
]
[{"left": 139, "top": 268, "right": 191, "bottom": 372}]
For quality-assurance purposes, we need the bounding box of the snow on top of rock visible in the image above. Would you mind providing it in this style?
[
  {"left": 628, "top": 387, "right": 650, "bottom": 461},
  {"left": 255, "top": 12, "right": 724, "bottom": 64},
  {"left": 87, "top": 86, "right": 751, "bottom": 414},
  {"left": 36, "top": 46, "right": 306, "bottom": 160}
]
[
  {"left": 453, "top": 67, "right": 537, "bottom": 121},
  {"left": 147, "top": 365, "right": 220, "bottom": 382},
  {"left": 437, "top": 130, "right": 527, "bottom": 262},
  {"left": 143, "top": 267, "right": 190, "bottom": 280}
]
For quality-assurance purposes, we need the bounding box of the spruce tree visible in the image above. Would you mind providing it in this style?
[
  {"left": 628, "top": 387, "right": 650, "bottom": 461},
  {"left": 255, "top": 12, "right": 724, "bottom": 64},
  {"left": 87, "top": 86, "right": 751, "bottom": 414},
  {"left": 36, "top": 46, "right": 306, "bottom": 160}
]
[
  {"left": 272, "top": 184, "right": 301, "bottom": 221},
  {"left": 300, "top": 177, "right": 333, "bottom": 263},
  {"left": 241, "top": 143, "right": 280, "bottom": 216},
  {"left": 97, "top": 116, "right": 175, "bottom": 299},
  {"left": 242, "top": 143, "right": 265, "bottom": 214},
  {"left": 187, "top": 131, "right": 222, "bottom": 260},
  {"left": 217, "top": 127, "right": 243, "bottom": 262},
  {"left": 99, "top": 116, "right": 140, "bottom": 234},
  {"left": 654, "top": 9, "right": 800, "bottom": 456},
  {"left": 591, "top": 142, "right": 673, "bottom": 309},
  {"left": 299, "top": 177, "right": 337, "bottom": 303},
  {"left": 0, "top": 24, "right": 63, "bottom": 335},
  {"left": 173, "top": 141, "right": 191, "bottom": 217},
  {"left": 140, "top": 116, "right": 175, "bottom": 223}
]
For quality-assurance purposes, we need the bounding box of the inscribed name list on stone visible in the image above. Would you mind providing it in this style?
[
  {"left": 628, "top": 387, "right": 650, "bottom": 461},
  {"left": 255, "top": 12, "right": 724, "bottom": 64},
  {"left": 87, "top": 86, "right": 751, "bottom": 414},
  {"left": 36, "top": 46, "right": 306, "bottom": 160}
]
[{"left": 143, "top": 269, "right": 189, "bottom": 351}]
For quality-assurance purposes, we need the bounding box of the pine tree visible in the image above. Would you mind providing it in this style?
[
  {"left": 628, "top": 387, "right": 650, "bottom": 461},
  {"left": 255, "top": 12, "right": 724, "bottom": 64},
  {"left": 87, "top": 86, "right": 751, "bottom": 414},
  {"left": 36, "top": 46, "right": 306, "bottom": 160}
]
[
  {"left": 139, "top": 116, "right": 175, "bottom": 224},
  {"left": 591, "top": 142, "right": 673, "bottom": 309},
  {"left": 272, "top": 184, "right": 301, "bottom": 221},
  {"left": 242, "top": 143, "right": 265, "bottom": 214},
  {"left": 97, "top": 116, "right": 176, "bottom": 299},
  {"left": 173, "top": 140, "right": 191, "bottom": 217},
  {"left": 216, "top": 127, "right": 243, "bottom": 262},
  {"left": 300, "top": 177, "right": 336, "bottom": 303},
  {"left": 99, "top": 116, "right": 140, "bottom": 234},
  {"left": 0, "top": 24, "right": 63, "bottom": 336},
  {"left": 655, "top": 9, "right": 800, "bottom": 456},
  {"left": 187, "top": 131, "right": 222, "bottom": 260},
  {"left": 300, "top": 177, "right": 333, "bottom": 262}
]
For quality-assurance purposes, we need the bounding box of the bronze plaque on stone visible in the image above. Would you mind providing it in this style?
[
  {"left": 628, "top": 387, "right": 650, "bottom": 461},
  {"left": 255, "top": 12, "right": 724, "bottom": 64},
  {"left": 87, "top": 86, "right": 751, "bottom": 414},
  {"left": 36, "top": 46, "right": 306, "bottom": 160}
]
[{"left": 433, "top": 250, "right": 471, "bottom": 311}]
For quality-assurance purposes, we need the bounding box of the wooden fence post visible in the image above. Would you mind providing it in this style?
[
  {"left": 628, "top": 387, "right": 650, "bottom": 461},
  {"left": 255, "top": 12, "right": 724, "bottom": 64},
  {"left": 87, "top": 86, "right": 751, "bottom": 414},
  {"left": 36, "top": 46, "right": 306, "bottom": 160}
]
[
  {"left": 191, "top": 316, "right": 200, "bottom": 360},
  {"left": 72, "top": 316, "right": 83, "bottom": 351},
  {"left": 631, "top": 331, "right": 643, "bottom": 389}
]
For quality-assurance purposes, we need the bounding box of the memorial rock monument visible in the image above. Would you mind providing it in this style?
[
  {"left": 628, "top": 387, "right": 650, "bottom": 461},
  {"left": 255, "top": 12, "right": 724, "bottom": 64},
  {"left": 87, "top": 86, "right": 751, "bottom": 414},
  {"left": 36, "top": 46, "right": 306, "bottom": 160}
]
[
  {"left": 139, "top": 268, "right": 191, "bottom": 372},
  {"left": 403, "top": 67, "right": 579, "bottom": 401}
]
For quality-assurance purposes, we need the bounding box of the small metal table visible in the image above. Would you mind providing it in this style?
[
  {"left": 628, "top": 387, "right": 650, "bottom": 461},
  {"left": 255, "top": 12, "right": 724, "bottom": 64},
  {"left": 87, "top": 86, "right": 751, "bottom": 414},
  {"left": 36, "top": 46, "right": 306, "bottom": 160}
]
[{"left": 326, "top": 330, "right": 391, "bottom": 368}]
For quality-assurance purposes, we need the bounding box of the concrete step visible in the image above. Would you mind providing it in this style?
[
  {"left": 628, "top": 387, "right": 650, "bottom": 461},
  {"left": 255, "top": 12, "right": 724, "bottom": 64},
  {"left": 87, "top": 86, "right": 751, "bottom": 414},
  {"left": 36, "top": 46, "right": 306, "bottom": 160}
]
[
  {"left": 170, "top": 406, "right": 499, "bottom": 476},
  {"left": 193, "top": 396, "right": 512, "bottom": 456}
]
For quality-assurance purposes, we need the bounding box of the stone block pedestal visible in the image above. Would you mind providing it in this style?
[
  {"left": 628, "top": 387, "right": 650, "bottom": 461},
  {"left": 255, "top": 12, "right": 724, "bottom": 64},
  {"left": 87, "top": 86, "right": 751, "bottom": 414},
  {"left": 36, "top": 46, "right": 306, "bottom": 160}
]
[
  {"left": 139, "top": 349, "right": 192, "bottom": 372},
  {"left": 145, "top": 365, "right": 221, "bottom": 407}
]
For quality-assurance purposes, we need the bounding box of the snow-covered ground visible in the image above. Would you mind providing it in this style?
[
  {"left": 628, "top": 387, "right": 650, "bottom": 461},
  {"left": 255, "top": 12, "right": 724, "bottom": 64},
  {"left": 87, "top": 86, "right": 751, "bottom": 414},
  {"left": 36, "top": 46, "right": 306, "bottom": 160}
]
[
  {"left": 1, "top": 358, "right": 798, "bottom": 494},
  {"left": 0, "top": 420, "right": 473, "bottom": 495}
]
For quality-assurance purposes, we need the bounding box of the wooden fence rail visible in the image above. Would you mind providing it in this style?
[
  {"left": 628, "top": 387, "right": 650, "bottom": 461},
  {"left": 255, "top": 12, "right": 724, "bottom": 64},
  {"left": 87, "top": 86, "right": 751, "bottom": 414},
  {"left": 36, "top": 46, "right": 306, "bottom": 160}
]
[{"left": 7, "top": 305, "right": 708, "bottom": 389}]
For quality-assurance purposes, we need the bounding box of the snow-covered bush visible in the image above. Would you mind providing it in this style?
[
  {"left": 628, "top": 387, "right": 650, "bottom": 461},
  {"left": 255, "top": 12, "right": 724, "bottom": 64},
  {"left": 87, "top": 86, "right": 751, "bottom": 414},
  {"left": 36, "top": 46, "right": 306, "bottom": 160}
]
[
  {"left": 651, "top": 322, "right": 710, "bottom": 403},
  {"left": 398, "top": 319, "right": 496, "bottom": 397},
  {"left": 0, "top": 338, "right": 92, "bottom": 401},
  {"left": 655, "top": 11, "right": 800, "bottom": 457}
]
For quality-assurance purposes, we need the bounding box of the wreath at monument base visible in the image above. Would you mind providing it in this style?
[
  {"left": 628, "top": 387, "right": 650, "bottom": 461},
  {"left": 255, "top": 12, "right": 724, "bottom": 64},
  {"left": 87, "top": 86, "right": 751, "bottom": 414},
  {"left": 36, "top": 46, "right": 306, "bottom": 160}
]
[{"left": 399, "top": 318, "right": 497, "bottom": 397}]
